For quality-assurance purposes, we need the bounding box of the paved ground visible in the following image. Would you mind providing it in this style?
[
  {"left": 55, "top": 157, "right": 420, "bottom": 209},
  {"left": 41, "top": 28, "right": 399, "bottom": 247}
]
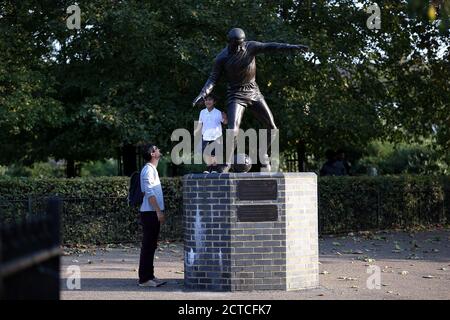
[{"left": 60, "top": 228, "right": 450, "bottom": 300}]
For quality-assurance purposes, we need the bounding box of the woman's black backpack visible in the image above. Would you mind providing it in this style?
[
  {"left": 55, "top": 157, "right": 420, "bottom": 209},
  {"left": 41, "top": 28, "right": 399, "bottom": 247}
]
[{"left": 127, "top": 171, "right": 144, "bottom": 207}]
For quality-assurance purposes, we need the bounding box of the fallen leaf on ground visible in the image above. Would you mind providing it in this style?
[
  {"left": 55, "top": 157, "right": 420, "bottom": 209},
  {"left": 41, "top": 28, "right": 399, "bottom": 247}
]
[
  {"left": 338, "top": 277, "right": 358, "bottom": 281},
  {"left": 410, "top": 240, "right": 420, "bottom": 246}
]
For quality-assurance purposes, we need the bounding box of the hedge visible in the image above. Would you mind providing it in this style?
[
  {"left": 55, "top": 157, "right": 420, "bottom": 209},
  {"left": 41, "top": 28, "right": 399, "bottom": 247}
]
[
  {"left": 0, "top": 175, "right": 449, "bottom": 244},
  {"left": 318, "top": 175, "right": 450, "bottom": 233},
  {"left": 0, "top": 177, "right": 182, "bottom": 244}
]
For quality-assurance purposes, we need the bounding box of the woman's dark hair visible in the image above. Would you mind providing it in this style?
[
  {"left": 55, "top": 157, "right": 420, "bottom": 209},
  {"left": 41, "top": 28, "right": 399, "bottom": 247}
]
[{"left": 142, "top": 143, "right": 157, "bottom": 161}]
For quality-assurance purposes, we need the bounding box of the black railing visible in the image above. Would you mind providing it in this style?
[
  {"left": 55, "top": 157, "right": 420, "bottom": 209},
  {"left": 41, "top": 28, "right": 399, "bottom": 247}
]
[
  {"left": 318, "top": 188, "right": 448, "bottom": 234},
  {"left": 0, "top": 187, "right": 447, "bottom": 246},
  {"left": 0, "top": 195, "right": 183, "bottom": 245},
  {"left": 0, "top": 197, "right": 61, "bottom": 300},
  {"left": 284, "top": 152, "right": 299, "bottom": 172}
]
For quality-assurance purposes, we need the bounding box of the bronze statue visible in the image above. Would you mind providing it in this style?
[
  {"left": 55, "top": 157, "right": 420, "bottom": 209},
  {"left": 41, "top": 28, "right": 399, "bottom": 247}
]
[{"left": 193, "top": 28, "right": 309, "bottom": 172}]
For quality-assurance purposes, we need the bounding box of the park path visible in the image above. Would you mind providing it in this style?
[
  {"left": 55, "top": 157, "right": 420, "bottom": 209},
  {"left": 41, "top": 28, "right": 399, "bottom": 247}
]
[{"left": 60, "top": 228, "right": 450, "bottom": 300}]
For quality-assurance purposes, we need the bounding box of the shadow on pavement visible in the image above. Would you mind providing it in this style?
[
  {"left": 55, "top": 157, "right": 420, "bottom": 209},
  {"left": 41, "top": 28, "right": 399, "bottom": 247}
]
[{"left": 61, "top": 278, "right": 185, "bottom": 292}]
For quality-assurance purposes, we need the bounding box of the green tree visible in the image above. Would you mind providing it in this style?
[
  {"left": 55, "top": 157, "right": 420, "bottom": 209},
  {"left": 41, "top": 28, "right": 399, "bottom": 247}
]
[
  {"left": 0, "top": 1, "right": 64, "bottom": 165},
  {"left": 1, "top": 0, "right": 448, "bottom": 176}
]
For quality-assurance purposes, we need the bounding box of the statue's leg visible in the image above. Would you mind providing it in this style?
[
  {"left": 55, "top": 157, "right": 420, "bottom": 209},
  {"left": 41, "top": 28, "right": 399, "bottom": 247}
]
[
  {"left": 249, "top": 96, "right": 277, "bottom": 168},
  {"left": 222, "top": 100, "right": 246, "bottom": 172}
]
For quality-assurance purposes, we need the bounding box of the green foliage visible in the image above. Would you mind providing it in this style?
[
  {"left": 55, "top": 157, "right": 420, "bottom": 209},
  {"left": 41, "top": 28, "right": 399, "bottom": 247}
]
[
  {"left": 407, "top": 0, "right": 450, "bottom": 33},
  {"left": 0, "top": 159, "right": 119, "bottom": 178},
  {"left": 0, "top": 161, "right": 66, "bottom": 178},
  {"left": 354, "top": 141, "right": 449, "bottom": 175},
  {"left": 0, "top": 1, "right": 65, "bottom": 165},
  {"left": 0, "top": 0, "right": 448, "bottom": 172},
  {"left": 80, "top": 159, "right": 118, "bottom": 177},
  {"left": 1, "top": 175, "right": 449, "bottom": 244}
]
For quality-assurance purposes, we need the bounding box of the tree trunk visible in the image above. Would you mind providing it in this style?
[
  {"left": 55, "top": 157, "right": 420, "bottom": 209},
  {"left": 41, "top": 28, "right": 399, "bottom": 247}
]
[
  {"left": 297, "top": 140, "right": 307, "bottom": 172},
  {"left": 122, "top": 144, "right": 137, "bottom": 176},
  {"left": 66, "top": 159, "right": 76, "bottom": 178}
]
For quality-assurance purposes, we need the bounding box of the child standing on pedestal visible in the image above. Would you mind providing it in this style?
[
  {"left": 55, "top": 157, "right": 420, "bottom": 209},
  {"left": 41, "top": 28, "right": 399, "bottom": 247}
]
[{"left": 195, "top": 94, "right": 227, "bottom": 173}]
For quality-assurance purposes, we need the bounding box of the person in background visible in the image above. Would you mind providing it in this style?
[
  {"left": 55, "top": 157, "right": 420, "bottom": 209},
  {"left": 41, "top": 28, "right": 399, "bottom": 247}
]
[
  {"left": 138, "top": 143, "right": 166, "bottom": 287},
  {"left": 336, "top": 148, "right": 351, "bottom": 175},
  {"left": 320, "top": 149, "right": 337, "bottom": 176},
  {"left": 320, "top": 149, "right": 347, "bottom": 176}
]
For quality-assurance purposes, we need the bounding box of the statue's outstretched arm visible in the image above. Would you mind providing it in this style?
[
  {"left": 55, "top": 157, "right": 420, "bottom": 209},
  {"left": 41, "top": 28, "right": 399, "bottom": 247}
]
[
  {"left": 193, "top": 57, "right": 223, "bottom": 106},
  {"left": 249, "top": 41, "right": 309, "bottom": 55}
]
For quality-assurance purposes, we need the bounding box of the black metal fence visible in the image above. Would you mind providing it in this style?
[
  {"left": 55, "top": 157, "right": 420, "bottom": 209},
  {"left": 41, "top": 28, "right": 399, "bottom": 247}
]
[
  {"left": 0, "top": 186, "right": 447, "bottom": 246},
  {"left": 284, "top": 152, "right": 300, "bottom": 172},
  {"left": 0, "top": 197, "right": 61, "bottom": 300},
  {"left": 0, "top": 195, "right": 183, "bottom": 245},
  {"left": 318, "top": 188, "right": 448, "bottom": 234}
]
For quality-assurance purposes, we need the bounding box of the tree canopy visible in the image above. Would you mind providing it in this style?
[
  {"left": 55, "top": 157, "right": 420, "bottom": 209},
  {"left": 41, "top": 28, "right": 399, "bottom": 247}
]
[{"left": 0, "top": 0, "right": 448, "bottom": 172}]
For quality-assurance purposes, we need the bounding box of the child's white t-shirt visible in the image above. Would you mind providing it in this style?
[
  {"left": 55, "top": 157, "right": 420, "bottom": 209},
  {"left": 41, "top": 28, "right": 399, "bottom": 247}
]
[{"left": 199, "top": 108, "right": 224, "bottom": 141}]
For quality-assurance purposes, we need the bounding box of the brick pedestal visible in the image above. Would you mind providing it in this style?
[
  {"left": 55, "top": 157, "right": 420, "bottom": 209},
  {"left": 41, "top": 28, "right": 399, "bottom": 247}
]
[{"left": 183, "top": 172, "right": 318, "bottom": 291}]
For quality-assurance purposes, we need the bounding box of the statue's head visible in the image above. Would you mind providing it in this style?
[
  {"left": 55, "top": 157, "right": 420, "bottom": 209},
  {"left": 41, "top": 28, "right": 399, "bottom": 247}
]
[{"left": 227, "top": 28, "right": 245, "bottom": 52}]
